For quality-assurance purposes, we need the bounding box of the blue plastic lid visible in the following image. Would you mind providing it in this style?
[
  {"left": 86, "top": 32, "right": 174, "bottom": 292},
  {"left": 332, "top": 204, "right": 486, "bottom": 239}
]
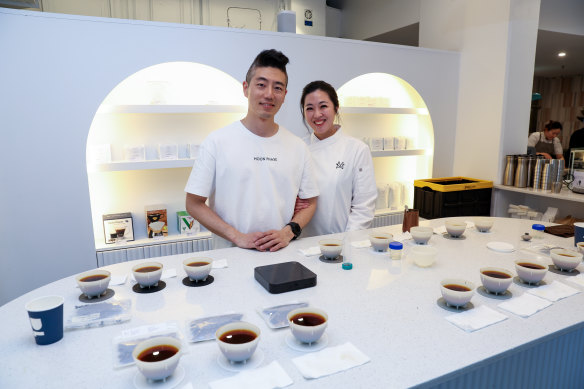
[
  {"left": 342, "top": 262, "right": 353, "bottom": 270},
  {"left": 389, "top": 241, "right": 403, "bottom": 250},
  {"left": 532, "top": 224, "right": 545, "bottom": 231}
]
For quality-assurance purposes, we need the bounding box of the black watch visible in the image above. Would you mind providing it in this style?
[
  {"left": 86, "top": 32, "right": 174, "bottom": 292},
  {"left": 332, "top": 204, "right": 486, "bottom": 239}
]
[{"left": 286, "top": 222, "right": 302, "bottom": 240}]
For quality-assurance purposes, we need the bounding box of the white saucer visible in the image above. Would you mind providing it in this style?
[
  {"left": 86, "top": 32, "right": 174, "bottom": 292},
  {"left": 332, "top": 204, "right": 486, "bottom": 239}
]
[
  {"left": 216, "top": 349, "right": 264, "bottom": 372},
  {"left": 487, "top": 241, "right": 515, "bottom": 253},
  {"left": 133, "top": 366, "right": 185, "bottom": 389},
  {"left": 285, "top": 332, "right": 328, "bottom": 352}
]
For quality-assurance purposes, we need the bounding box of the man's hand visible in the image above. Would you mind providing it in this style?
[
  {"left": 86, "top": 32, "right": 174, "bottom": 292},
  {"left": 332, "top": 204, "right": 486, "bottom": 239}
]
[
  {"left": 253, "top": 227, "right": 295, "bottom": 252},
  {"left": 232, "top": 231, "right": 267, "bottom": 250}
]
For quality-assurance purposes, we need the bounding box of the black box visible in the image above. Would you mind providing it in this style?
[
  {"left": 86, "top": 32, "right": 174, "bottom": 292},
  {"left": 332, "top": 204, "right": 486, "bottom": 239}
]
[
  {"left": 254, "top": 261, "right": 317, "bottom": 294},
  {"left": 414, "top": 184, "right": 492, "bottom": 219}
]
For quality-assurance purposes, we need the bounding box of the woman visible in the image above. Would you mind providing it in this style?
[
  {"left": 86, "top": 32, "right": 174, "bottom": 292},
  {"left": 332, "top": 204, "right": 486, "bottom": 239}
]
[
  {"left": 528, "top": 120, "right": 565, "bottom": 160},
  {"left": 296, "top": 80, "right": 377, "bottom": 237}
]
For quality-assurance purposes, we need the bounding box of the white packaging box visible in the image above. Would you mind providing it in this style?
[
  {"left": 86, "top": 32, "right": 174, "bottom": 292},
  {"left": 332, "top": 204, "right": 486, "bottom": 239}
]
[
  {"left": 369, "top": 137, "right": 384, "bottom": 151},
  {"left": 190, "top": 144, "right": 201, "bottom": 159},
  {"left": 395, "top": 136, "right": 407, "bottom": 150},
  {"left": 124, "top": 145, "right": 145, "bottom": 161},
  {"left": 159, "top": 144, "right": 178, "bottom": 160},
  {"left": 383, "top": 137, "right": 395, "bottom": 150}
]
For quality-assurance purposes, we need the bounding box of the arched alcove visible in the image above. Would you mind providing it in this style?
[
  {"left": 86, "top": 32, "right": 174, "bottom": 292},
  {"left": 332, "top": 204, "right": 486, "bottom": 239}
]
[
  {"left": 86, "top": 62, "right": 246, "bottom": 249},
  {"left": 337, "top": 73, "right": 434, "bottom": 210}
]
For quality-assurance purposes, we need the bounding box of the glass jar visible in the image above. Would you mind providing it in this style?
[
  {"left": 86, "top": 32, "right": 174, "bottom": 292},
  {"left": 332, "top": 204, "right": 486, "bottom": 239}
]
[
  {"left": 531, "top": 223, "right": 545, "bottom": 239},
  {"left": 389, "top": 241, "right": 403, "bottom": 260}
]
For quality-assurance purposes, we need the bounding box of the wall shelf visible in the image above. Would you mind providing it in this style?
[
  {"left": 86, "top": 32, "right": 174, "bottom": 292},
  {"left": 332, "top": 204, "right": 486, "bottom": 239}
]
[
  {"left": 341, "top": 107, "right": 429, "bottom": 115},
  {"left": 371, "top": 149, "right": 426, "bottom": 157},
  {"left": 95, "top": 231, "right": 212, "bottom": 252},
  {"left": 98, "top": 104, "right": 247, "bottom": 114},
  {"left": 91, "top": 159, "right": 195, "bottom": 172}
]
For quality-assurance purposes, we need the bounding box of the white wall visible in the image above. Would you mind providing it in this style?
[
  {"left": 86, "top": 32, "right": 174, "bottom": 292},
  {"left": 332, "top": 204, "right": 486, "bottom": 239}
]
[
  {"left": 340, "top": 0, "right": 420, "bottom": 40},
  {"left": 0, "top": 8, "right": 459, "bottom": 305},
  {"left": 292, "top": 0, "right": 326, "bottom": 36},
  {"left": 325, "top": 5, "right": 341, "bottom": 37},
  {"left": 420, "top": 0, "right": 540, "bottom": 183}
]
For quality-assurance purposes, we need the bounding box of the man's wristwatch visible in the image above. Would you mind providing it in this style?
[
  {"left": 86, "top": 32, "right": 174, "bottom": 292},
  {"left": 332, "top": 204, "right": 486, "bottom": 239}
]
[{"left": 286, "top": 222, "right": 302, "bottom": 240}]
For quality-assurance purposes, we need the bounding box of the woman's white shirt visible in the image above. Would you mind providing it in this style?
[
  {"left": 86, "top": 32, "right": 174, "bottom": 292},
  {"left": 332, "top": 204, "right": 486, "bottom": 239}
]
[{"left": 303, "top": 128, "right": 377, "bottom": 237}]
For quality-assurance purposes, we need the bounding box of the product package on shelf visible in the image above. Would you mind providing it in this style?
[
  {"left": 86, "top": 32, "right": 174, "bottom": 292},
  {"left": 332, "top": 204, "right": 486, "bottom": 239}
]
[
  {"left": 159, "top": 144, "right": 178, "bottom": 160},
  {"left": 103, "top": 212, "right": 134, "bottom": 244},
  {"left": 177, "top": 211, "right": 200, "bottom": 235},
  {"left": 145, "top": 205, "right": 168, "bottom": 239},
  {"left": 124, "top": 145, "right": 145, "bottom": 161}
]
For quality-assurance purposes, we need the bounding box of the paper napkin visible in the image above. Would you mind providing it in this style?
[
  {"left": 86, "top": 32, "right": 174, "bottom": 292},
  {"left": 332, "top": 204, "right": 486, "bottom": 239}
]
[
  {"left": 351, "top": 240, "right": 371, "bottom": 248},
  {"left": 212, "top": 259, "right": 228, "bottom": 269},
  {"left": 110, "top": 274, "right": 127, "bottom": 286},
  {"left": 392, "top": 232, "right": 412, "bottom": 242},
  {"left": 445, "top": 305, "right": 507, "bottom": 332},
  {"left": 292, "top": 342, "right": 370, "bottom": 379},
  {"left": 208, "top": 361, "right": 293, "bottom": 389},
  {"left": 298, "top": 246, "right": 320, "bottom": 256},
  {"left": 498, "top": 293, "right": 552, "bottom": 318},
  {"left": 434, "top": 225, "right": 447, "bottom": 235},
  {"left": 527, "top": 280, "right": 580, "bottom": 302},
  {"left": 565, "top": 274, "right": 584, "bottom": 288}
]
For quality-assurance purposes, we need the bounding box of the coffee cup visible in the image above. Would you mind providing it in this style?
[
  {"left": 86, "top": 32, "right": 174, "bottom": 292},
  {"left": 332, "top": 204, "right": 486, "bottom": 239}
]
[
  {"left": 76, "top": 269, "right": 111, "bottom": 298},
  {"left": 25, "top": 295, "right": 64, "bottom": 345},
  {"left": 410, "top": 226, "right": 433, "bottom": 245},
  {"left": 474, "top": 217, "right": 494, "bottom": 233},
  {"left": 287, "top": 307, "right": 328, "bottom": 344},
  {"left": 369, "top": 233, "right": 393, "bottom": 252},
  {"left": 132, "top": 261, "right": 163, "bottom": 288},
  {"left": 445, "top": 221, "right": 466, "bottom": 237},
  {"left": 132, "top": 336, "right": 182, "bottom": 381},
  {"left": 577, "top": 242, "right": 584, "bottom": 255},
  {"left": 479, "top": 267, "right": 513, "bottom": 294},
  {"left": 182, "top": 257, "right": 212, "bottom": 282},
  {"left": 411, "top": 245, "right": 437, "bottom": 267},
  {"left": 575, "top": 223, "right": 584, "bottom": 249},
  {"left": 550, "top": 248, "right": 582, "bottom": 272},
  {"left": 215, "top": 321, "right": 260, "bottom": 363},
  {"left": 514, "top": 258, "right": 547, "bottom": 284},
  {"left": 440, "top": 279, "right": 475, "bottom": 308},
  {"left": 319, "top": 239, "right": 342, "bottom": 259}
]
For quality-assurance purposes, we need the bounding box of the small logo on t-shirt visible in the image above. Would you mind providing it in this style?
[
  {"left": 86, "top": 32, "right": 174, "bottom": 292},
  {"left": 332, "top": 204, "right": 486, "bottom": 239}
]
[
  {"left": 336, "top": 161, "right": 345, "bottom": 169},
  {"left": 254, "top": 156, "right": 278, "bottom": 162}
]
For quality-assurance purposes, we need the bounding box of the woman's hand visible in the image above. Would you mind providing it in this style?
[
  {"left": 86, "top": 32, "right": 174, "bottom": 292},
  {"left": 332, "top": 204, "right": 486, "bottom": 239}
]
[
  {"left": 294, "top": 196, "right": 310, "bottom": 214},
  {"left": 537, "top": 152, "right": 552, "bottom": 159}
]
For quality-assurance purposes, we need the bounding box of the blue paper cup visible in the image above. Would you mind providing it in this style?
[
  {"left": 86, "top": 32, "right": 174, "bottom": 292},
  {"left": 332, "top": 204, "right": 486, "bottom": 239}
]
[
  {"left": 575, "top": 223, "right": 584, "bottom": 248},
  {"left": 25, "top": 295, "right": 64, "bottom": 345}
]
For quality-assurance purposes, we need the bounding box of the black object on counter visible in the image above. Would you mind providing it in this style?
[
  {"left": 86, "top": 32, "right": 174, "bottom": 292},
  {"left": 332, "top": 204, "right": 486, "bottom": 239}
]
[{"left": 254, "top": 261, "right": 316, "bottom": 294}]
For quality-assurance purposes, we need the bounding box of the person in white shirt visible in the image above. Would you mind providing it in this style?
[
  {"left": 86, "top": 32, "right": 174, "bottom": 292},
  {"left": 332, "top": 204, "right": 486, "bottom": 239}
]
[
  {"left": 295, "top": 80, "right": 377, "bottom": 237},
  {"left": 527, "top": 120, "right": 564, "bottom": 160},
  {"left": 185, "top": 50, "right": 319, "bottom": 251}
]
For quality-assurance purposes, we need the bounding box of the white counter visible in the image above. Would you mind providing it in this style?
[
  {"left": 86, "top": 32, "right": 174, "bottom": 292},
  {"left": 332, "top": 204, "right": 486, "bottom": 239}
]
[{"left": 1, "top": 218, "right": 583, "bottom": 388}]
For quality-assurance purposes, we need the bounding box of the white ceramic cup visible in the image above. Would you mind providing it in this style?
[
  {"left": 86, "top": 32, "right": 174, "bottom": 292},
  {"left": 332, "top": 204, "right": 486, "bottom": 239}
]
[
  {"left": 479, "top": 267, "right": 513, "bottom": 294},
  {"left": 215, "top": 321, "right": 260, "bottom": 363},
  {"left": 132, "top": 336, "right": 182, "bottom": 381},
  {"left": 182, "top": 257, "right": 213, "bottom": 281},
  {"left": 132, "top": 262, "right": 163, "bottom": 288},
  {"left": 75, "top": 269, "right": 111, "bottom": 298},
  {"left": 287, "top": 307, "right": 328, "bottom": 344},
  {"left": 319, "top": 239, "right": 342, "bottom": 259},
  {"left": 440, "top": 278, "right": 475, "bottom": 308},
  {"left": 369, "top": 233, "right": 393, "bottom": 252}
]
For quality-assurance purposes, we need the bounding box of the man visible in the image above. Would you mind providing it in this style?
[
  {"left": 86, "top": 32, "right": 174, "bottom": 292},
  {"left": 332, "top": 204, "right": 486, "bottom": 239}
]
[{"left": 185, "top": 49, "right": 319, "bottom": 251}]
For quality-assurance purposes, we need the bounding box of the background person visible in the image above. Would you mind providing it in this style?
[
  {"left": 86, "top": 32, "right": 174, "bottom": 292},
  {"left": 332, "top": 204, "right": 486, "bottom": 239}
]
[
  {"left": 185, "top": 49, "right": 319, "bottom": 251},
  {"left": 296, "top": 80, "right": 377, "bottom": 237},
  {"left": 528, "top": 120, "right": 564, "bottom": 160}
]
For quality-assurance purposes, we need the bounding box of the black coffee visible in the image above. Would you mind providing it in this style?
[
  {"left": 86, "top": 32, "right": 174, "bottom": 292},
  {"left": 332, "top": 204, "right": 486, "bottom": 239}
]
[
  {"left": 135, "top": 266, "right": 161, "bottom": 273},
  {"left": 324, "top": 244, "right": 339, "bottom": 247},
  {"left": 444, "top": 284, "right": 471, "bottom": 292},
  {"left": 187, "top": 262, "right": 210, "bottom": 267},
  {"left": 80, "top": 274, "right": 108, "bottom": 282},
  {"left": 290, "top": 312, "right": 326, "bottom": 326},
  {"left": 482, "top": 270, "right": 511, "bottom": 279},
  {"left": 220, "top": 329, "right": 257, "bottom": 344},
  {"left": 517, "top": 262, "right": 546, "bottom": 270},
  {"left": 138, "top": 345, "right": 178, "bottom": 362}
]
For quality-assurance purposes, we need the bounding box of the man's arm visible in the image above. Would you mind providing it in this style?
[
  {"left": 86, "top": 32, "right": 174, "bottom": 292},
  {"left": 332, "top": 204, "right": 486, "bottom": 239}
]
[
  {"left": 254, "top": 196, "right": 318, "bottom": 252},
  {"left": 186, "top": 193, "right": 264, "bottom": 249}
]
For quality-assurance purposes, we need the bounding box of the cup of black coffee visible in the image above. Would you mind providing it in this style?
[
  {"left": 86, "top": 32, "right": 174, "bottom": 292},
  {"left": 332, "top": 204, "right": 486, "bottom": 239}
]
[
  {"left": 287, "top": 307, "right": 328, "bottom": 344},
  {"left": 132, "top": 336, "right": 182, "bottom": 381},
  {"left": 215, "top": 321, "right": 260, "bottom": 363},
  {"left": 132, "top": 262, "right": 163, "bottom": 288}
]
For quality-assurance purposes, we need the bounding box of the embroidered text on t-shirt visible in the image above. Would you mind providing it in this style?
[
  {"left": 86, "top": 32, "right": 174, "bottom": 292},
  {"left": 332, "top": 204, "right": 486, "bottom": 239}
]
[
  {"left": 336, "top": 161, "right": 345, "bottom": 169},
  {"left": 254, "top": 156, "right": 278, "bottom": 162}
]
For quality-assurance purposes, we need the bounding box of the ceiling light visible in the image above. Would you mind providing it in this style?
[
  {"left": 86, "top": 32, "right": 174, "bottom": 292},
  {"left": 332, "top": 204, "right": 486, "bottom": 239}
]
[{"left": 558, "top": 52, "right": 566, "bottom": 57}]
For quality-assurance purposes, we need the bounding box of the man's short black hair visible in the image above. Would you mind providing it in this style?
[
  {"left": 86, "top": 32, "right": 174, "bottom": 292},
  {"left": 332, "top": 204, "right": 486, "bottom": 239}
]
[{"left": 245, "top": 49, "right": 290, "bottom": 85}]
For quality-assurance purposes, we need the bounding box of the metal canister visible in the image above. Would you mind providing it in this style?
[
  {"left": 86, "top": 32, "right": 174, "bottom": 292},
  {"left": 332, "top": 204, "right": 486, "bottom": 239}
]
[
  {"left": 532, "top": 158, "right": 546, "bottom": 190},
  {"left": 555, "top": 159, "right": 565, "bottom": 182},
  {"left": 549, "top": 159, "right": 560, "bottom": 183},
  {"left": 541, "top": 161, "right": 553, "bottom": 190},
  {"left": 526, "top": 156, "right": 536, "bottom": 187},
  {"left": 514, "top": 155, "right": 528, "bottom": 188},
  {"left": 503, "top": 155, "right": 516, "bottom": 186}
]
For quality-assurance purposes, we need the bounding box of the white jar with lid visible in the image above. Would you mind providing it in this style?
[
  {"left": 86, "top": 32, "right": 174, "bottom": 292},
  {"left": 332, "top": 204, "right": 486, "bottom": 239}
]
[
  {"left": 532, "top": 224, "right": 545, "bottom": 239},
  {"left": 389, "top": 241, "right": 403, "bottom": 260}
]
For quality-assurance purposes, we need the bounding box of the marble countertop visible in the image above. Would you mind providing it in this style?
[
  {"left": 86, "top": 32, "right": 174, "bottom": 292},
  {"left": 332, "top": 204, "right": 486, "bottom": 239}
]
[{"left": 1, "top": 217, "right": 582, "bottom": 388}]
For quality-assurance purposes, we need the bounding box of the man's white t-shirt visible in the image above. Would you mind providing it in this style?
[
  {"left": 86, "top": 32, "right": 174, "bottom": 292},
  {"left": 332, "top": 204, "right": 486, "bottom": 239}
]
[
  {"left": 185, "top": 121, "right": 319, "bottom": 240},
  {"left": 302, "top": 128, "right": 377, "bottom": 237}
]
